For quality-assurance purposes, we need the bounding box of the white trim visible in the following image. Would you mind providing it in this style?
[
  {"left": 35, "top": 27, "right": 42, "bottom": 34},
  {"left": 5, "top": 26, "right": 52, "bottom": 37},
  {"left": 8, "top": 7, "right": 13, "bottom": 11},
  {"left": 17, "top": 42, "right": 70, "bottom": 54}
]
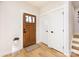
[{"left": 39, "top": 5, "right": 65, "bottom": 17}]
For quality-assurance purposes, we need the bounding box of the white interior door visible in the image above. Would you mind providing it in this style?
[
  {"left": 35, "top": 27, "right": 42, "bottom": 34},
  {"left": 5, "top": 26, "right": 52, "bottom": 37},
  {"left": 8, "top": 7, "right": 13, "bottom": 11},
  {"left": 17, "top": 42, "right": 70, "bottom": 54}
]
[{"left": 48, "top": 8, "right": 64, "bottom": 53}]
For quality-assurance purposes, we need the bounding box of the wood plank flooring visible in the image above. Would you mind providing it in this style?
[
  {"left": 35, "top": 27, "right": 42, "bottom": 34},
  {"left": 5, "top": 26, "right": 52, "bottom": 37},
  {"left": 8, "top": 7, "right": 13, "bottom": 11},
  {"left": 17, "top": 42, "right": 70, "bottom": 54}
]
[{"left": 4, "top": 42, "right": 65, "bottom": 57}]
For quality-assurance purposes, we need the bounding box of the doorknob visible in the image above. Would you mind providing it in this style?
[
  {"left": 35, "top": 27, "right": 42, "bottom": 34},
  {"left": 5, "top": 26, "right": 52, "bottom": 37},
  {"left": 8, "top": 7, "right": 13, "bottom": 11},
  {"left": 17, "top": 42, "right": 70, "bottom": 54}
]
[
  {"left": 24, "top": 29, "right": 26, "bottom": 31},
  {"left": 51, "top": 31, "right": 53, "bottom": 33},
  {"left": 46, "top": 30, "right": 48, "bottom": 32},
  {"left": 23, "top": 30, "right": 26, "bottom": 33}
]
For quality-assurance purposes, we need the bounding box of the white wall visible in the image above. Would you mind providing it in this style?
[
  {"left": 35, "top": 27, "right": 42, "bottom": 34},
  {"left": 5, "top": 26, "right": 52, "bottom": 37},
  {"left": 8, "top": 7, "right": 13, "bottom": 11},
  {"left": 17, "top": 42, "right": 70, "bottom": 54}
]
[
  {"left": 38, "top": 1, "right": 72, "bottom": 56},
  {"left": 74, "top": 8, "right": 79, "bottom": 34},
  {"left": 38, "top": 2, "right": 65, "bottom": 44},
  {"left": 67, "top": 1, "right": 75, "bottom": 56},
  {"left": 38, "top": 14, "right": 49, "bottom": 44},
  {"left": 39, "top": 1, "right": 64, "bottom": 15},
  {"left": 0, "top": 1, "right": 38, "bottom": 56}
]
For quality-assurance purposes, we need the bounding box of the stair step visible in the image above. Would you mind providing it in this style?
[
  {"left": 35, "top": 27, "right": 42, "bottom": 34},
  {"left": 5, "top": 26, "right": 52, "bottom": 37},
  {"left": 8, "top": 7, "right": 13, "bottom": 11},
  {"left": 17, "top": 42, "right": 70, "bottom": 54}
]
[
  {"left": 72, "top": 41, "right": 79, "bottom": 44},
  {"left": 72, "top": 46, "right": 79, "bottom": 50},
  {"left": 71, "top": 49, "right": 79, "bottom": 55},
  {"left": 74, "top": 35, "right": 79, "bottom": 38},
  {"left": 71, "top": 52, "right": 79, "bottom": 57},
  {"left": 72, "top": 34, "right": 79, "bottom": 57},
  {"left": 72, "top": 39, "right": 79, "bottom": 43},
  {"left": 72, "top": 43, "right": 79, "bottom": 47}
]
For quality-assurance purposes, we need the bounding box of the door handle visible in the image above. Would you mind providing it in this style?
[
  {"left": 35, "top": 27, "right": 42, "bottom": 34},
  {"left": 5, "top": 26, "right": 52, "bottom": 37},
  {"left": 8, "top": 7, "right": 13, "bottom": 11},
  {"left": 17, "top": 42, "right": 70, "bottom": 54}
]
[
  {"left": 51, "top": 31, "right": 53, "bottom": 33},
  {"left": 46, "top": 30, "right": 48, "bottom": 32},
  {"left": 23, "top": 30, "right": 26, "bottom": 33},
  {"left": 23, "top": 29, "right": 27, "bottom": 33}
]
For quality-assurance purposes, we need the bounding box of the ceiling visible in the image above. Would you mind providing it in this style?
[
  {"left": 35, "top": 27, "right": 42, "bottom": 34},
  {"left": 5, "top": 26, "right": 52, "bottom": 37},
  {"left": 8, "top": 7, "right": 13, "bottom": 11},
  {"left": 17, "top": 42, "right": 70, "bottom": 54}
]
[
  {"left": 27, "top": 1, "right": 64, "bottom": 9},
  {"left": 72, "top": 1, "right": 79, "bottom": 9}
]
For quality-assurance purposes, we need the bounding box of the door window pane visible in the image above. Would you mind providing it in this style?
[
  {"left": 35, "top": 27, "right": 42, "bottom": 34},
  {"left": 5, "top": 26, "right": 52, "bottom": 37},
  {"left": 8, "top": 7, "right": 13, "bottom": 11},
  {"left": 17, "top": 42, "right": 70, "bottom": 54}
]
[
  {"left": 32, "top": 17, "right": 35, "bottom": 23},
  {"left": 25, "top": 16, "right": 29, "bottom": 22},
  {"left": 29, "top": 16, "right": 32, "bottom": 23}
]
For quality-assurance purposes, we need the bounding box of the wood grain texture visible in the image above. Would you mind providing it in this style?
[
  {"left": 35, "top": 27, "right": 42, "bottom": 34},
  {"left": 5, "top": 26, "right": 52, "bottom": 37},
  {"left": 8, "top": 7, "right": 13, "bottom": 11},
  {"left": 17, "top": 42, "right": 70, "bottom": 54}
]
[
  {"left": 4, "top": 42, "right": 79, "bottom": 57},
  {"left": 72, "top": 41, "right": 79, "bottom": 44},
  {"left": 72, "top": 46, "right": 79, "bottom": 50},
  {"left": 71, "top": 52, "right": 79, "bottom": 57},
  {"left": 74, "top": 35, "right": 79, "bottom": 38},
  {"left": 4, "top": 42, "right": 65, "bottom": 57},
  {"left": 23, "top": 13, "right": 36, "bottom": 48}
]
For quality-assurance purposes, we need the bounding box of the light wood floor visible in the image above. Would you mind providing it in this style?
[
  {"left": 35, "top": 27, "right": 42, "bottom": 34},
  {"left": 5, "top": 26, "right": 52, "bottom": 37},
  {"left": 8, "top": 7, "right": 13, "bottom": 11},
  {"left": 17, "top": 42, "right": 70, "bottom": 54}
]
[
  {"left": 4, "top": 42, "right": 66, "bottom": 57},
  {"left": 4, "top": 42, "right": 79, "bottom": 57}
]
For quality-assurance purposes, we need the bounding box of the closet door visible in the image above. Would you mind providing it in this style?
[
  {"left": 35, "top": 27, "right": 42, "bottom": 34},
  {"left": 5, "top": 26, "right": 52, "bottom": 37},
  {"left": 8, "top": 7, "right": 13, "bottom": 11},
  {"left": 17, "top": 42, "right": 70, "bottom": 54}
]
[{"left": 48, "top": 8, "right": 64, "bottom": 53}]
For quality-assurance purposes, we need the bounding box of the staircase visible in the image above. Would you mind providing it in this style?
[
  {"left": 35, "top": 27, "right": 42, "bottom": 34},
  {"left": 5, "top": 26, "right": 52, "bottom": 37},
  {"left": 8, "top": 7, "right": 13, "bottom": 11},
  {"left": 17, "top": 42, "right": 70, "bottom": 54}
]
[{"left": 71, "top": 35, "right": 79, "bottom": 57}]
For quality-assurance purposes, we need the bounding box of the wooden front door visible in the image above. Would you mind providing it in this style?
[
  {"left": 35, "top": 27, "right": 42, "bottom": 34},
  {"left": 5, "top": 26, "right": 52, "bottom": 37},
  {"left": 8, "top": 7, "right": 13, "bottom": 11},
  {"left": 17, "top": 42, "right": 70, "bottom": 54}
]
[{"left": 23, "top": 13, "right": 36, "bottom": 48}]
